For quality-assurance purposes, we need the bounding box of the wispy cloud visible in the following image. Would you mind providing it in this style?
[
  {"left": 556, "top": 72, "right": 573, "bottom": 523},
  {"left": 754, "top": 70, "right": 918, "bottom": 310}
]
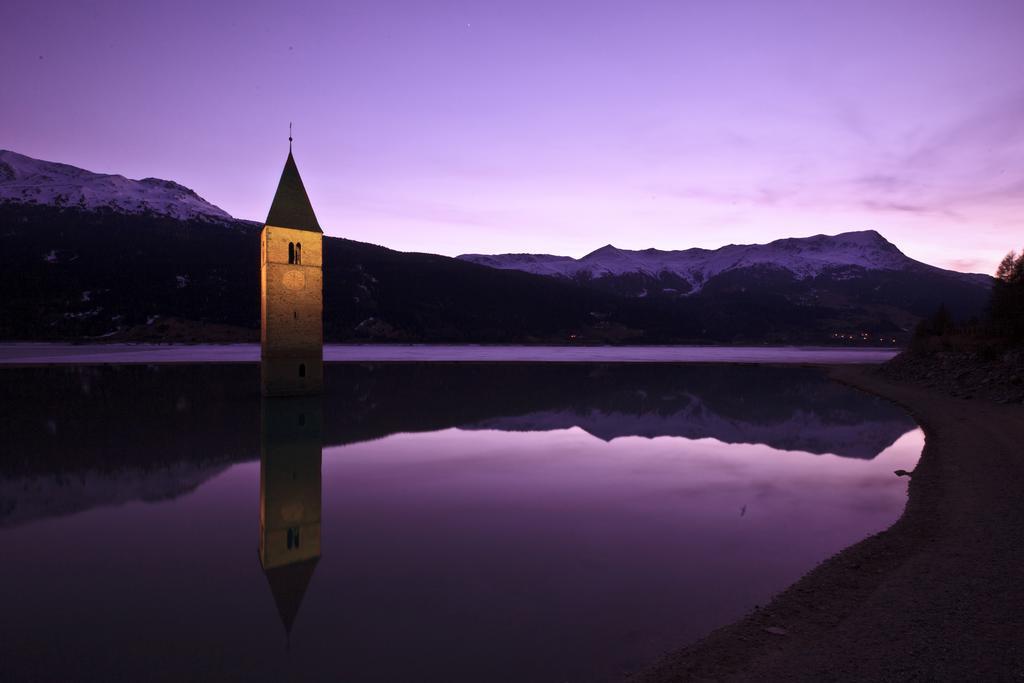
[
  {"left": 853, "top": 91, "right": 1024, "bottom": 214},
  {"left": 900, "top": 91, "right": 1024, "bottom": 172},
  {"left": 859, "top": 200, "right": 964, "bottom": 220},
  {"left": 943, "top": 257, "right": 992, "bottom": 274}
]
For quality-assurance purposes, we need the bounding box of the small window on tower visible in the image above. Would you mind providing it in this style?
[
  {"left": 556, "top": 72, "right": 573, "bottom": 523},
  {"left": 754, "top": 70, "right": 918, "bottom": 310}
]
[
  {"left": 299, "top": 363, "right": 306, "bottom": 378},
  {"left": 288, "top": 242, "right": 295, "bottom": 264},
  {"left": 295, "top": 243, "right": 302, "bottom": 265}
]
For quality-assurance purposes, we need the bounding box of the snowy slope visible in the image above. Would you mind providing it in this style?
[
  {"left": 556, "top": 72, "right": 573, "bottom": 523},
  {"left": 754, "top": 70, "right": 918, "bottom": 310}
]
[
  {"left": 460, "top": 231, "right": 984, "bottom": 294},
  {"left": 0, "top": 149, "right": 233, "bottom": 222}
]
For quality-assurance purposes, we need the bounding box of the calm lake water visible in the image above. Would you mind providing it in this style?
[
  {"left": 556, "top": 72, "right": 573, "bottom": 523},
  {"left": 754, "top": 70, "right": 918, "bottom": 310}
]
[{"left": 0, "top": 363, "right": 920, "bottom": 682}]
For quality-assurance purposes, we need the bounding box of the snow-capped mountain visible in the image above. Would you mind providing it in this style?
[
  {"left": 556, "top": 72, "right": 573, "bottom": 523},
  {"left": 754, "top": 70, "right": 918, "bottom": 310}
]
[
  {"left": 460, "top": 231, "right": 987, "bottom": 295},
  {"left": 0, "top": 149, "right": 233, "bottom": 222},
  {"left": 0, "top": 149, "right": 995, "bottom": 343}
]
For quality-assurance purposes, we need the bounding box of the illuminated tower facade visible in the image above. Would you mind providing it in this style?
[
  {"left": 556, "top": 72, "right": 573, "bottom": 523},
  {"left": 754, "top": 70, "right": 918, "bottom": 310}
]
[{"left": 261, "top": 144, "right": 323, "bottom": 396}]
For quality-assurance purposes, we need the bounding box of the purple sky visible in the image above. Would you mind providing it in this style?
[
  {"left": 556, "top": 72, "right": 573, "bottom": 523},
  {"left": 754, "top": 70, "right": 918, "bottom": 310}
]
[{"left": 2, "top": 0, "right": 1022, "bottom": 272}]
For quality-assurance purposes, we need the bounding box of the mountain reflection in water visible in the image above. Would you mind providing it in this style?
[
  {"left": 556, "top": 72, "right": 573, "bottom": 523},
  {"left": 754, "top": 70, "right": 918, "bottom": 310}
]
[
  {"left": 0, "top": 363, "right": 914, "bottom": 528},
  {"left": 0, "top": 363, "right": 920, "bottom": 682}
]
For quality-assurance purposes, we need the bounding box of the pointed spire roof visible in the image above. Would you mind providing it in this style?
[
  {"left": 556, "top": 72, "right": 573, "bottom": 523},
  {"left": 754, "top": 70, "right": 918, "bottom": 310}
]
[
  {"left": 264, "top": 556, "right": 319, "bottom": 635},
  {"left": 265, "top": 151, "right": 322, "bottom": 233}
]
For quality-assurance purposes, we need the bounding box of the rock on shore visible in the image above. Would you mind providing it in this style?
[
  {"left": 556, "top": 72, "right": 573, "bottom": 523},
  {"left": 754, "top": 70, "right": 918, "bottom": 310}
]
[{"left": 882, "top": 347, "right": 1024, "bottom": 404}]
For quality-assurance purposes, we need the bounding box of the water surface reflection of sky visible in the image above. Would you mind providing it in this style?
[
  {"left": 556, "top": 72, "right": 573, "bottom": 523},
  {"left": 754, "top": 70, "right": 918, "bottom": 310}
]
[{"left": 0, "top": 363, "right": 920, "bottom": 682}]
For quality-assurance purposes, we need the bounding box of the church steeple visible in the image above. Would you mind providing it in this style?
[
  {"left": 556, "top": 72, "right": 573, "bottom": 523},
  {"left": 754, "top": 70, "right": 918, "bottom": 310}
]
[
  {"left": 265, "top": 142, "right": 322, "bottom": 233},
  {"left": 260, "top": 131, "right": 324, "bottom": 397}
]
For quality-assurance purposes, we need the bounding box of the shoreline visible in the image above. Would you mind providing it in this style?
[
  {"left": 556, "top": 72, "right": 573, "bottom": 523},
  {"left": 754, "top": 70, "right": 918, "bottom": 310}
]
[
  {"left": 0, "top": 343, "right": 899, "bottom": 366},
  {"left": 631, "top": 364, "right": 1024, "bottom": 681}
]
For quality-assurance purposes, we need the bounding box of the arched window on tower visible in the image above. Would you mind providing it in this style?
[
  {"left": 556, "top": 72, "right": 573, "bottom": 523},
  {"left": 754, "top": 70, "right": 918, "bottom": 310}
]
[
  {"left": 295, "top": 243, "right": 302, "bottom": 265},
  {"left": 298, "top": 363, "right": 306, "bottom": 378},
  {"left": 288, "top": 242, "right": 295, "bottom": 264}
]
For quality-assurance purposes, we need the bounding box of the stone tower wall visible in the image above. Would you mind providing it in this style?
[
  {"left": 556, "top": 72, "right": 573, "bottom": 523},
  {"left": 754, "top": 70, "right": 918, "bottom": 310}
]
[{"left": 261, "top": 225, "right": 323, "bottom": 396}]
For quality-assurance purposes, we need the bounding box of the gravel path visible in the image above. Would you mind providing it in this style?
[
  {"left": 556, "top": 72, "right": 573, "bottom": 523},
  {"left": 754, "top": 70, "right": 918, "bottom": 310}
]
[{"left": 632, "top": 365, "right": 1024, "bottom": 682}]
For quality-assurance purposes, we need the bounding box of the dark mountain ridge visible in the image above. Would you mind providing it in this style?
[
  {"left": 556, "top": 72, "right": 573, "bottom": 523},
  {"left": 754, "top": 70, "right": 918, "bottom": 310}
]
[
  {"left": 0, "top": 203, "right": 626, "bottom": 343},
  {"left": 0, "top": 150, "right": 994, "bottom": 344},
  {"left": 459, "top": 231, "right": 992, "bottom": 333}
]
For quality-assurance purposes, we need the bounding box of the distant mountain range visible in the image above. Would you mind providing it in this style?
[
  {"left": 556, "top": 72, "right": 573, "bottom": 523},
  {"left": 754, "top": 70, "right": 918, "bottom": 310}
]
[
  {"left": 0, "top": 149, "right": 995, "bottom": 343},
  {"left": 459, "top": 230, "right": 989, "bottom": 296}
]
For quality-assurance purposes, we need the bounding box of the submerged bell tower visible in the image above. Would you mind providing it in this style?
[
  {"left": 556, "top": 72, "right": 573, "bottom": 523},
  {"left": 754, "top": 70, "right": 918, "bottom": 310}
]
[{"left": 261, "top": 132, "right": 324, "bottom": 396}]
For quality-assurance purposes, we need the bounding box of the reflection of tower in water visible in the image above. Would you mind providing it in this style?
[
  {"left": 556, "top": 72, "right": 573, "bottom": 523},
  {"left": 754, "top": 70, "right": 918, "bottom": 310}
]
[{"left": 259, "top": 396, "right": 323, "bottom": 637}]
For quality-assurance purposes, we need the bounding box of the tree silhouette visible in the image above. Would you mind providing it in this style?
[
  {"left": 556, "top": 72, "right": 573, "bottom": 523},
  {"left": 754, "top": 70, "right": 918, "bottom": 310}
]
[
  {"left": 914, "top": 303, "right": 953, "bottom": 339},
  {"left": 991, "top": 249, "right": 1024, "bottom": 341}
]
